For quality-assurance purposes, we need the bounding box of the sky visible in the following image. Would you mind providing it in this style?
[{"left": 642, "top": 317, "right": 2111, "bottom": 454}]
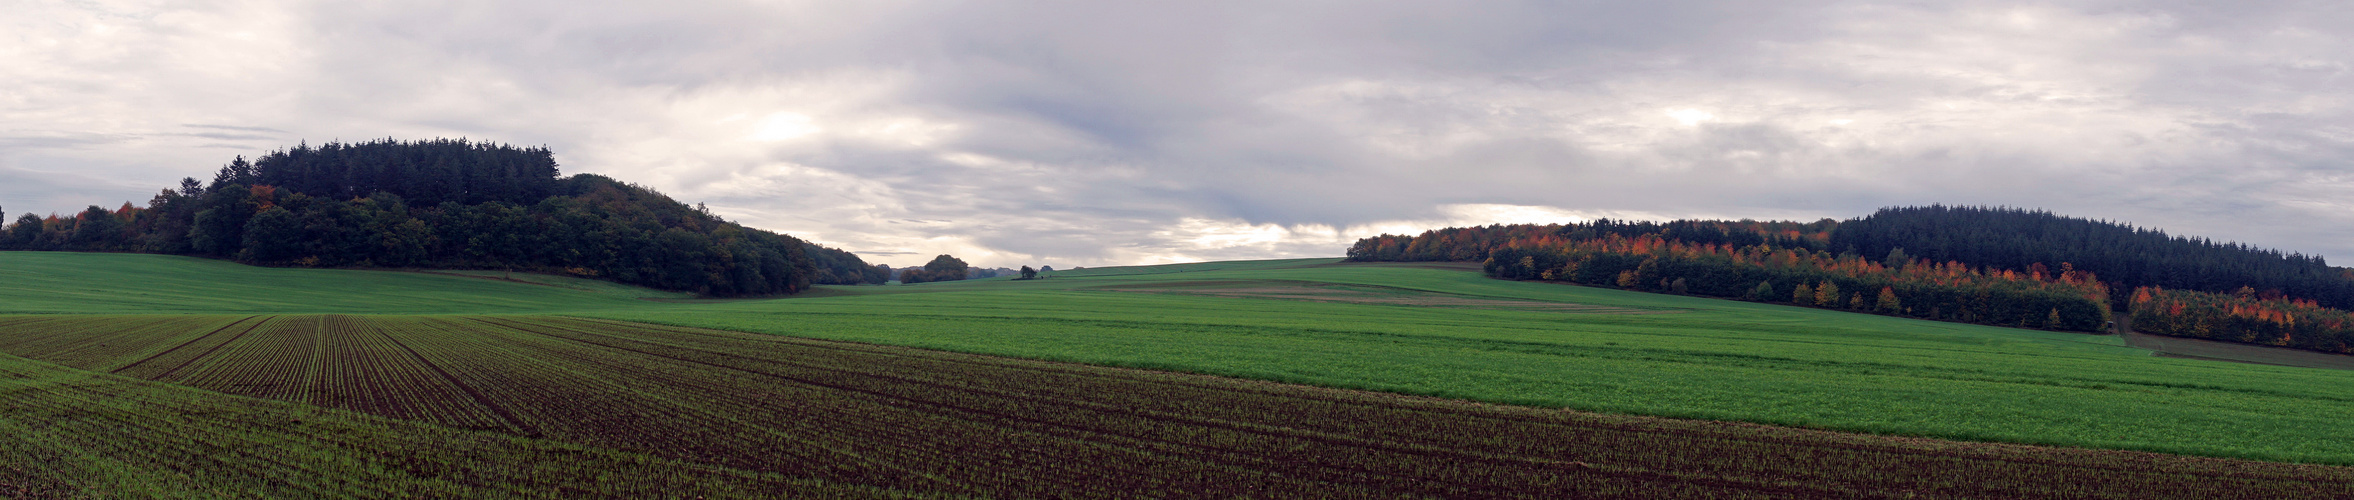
[{"left": 5, "top": 1, "right": 2352, "bottom": 268}]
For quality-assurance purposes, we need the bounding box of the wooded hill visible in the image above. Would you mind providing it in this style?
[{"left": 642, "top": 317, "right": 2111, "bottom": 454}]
[
  {"left": 0, "top": 139, "right": 887, "bottom": 296},
  {"left": 1349, "top": 206, "right": 2354, "bottom": 354},
  {"left": 1830, "top": 206, "right": 2354, "bottom": 310}
]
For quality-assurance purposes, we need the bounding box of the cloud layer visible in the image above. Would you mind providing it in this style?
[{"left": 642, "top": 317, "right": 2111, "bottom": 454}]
[{"left": 6, "top": 1, "right": 2353, "bottom": 267}]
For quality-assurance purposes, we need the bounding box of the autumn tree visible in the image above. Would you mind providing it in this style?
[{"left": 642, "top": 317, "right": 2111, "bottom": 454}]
[{"left": 1814, "top": 281, "right": 1842, "bottom": 307}]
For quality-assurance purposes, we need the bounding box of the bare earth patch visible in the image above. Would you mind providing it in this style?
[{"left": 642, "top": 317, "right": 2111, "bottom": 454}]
[{"left": 1096, "top": 280, "right": 1673, "bottom": 314}]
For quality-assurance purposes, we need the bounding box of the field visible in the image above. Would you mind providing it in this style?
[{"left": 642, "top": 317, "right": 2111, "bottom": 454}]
[
  {"left": 599, "top": 259, "right": 2354, "bottom": 465},
  {"left": 0, "top": 252, "right": 682, "bottom": 315},
  {"left": 7, "top": 252, "right": 2354, "bottom": 496},
  {"left": 3, "top": 314, "right": 2350, "bottom": 498}
]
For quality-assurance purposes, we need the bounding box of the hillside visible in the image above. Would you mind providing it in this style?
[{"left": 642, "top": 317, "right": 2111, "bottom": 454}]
[
  {"left": 0, "top": 138, "right": 888, "bottom": 296},
  {"left": 1830, "top": 206, "right": 2354, "bottom": 308},
  {"left": 1348, "top": 207, "right": 2354, "bottom": 355}
]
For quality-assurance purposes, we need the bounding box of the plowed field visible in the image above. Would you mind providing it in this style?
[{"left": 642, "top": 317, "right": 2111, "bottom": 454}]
[{"left": 3, "top": 314, "right": 2348, "bottom": 498}]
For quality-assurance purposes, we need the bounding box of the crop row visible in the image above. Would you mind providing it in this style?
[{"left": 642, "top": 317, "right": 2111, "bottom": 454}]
[
  {"left": 0, "top": 344, "right": 909, "bottom": 498},
  {"left": 3, "top": 314, "right": 2350, "bottom": 498}
]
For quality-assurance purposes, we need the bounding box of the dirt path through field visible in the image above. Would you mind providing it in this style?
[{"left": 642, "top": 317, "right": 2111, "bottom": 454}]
[{"left": 2116, "top": 314, "right": 2354, "bottom": 370}]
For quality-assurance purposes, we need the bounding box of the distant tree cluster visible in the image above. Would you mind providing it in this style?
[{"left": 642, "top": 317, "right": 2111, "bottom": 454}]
[
  {"left": 897, "top": 255, "right": 970, "bottom": 284},
  {"left": 1471, "top": 231, "right": 2110, "bottom": 331},
  {"left": 0, "top": 139, "right": 888, "bottom": 296}
]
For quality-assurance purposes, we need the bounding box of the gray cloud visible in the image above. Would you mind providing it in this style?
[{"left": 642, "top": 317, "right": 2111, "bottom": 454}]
[{"left": 5, "top": 1, "right": 2353, "bottom": 267}]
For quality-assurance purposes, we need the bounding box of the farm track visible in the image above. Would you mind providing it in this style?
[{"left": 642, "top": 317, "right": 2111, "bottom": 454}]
[{"left": 3, "top": 314, "right": 2352, "bottom": 498}]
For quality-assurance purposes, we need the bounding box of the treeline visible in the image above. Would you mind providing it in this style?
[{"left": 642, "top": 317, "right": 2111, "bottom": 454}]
[
  {"left": 1462, "top": 230, "right": 2110, "bottom": 331},
  {"left": 1, "top": 139, "right": 887, "bottom": 296},
  {"left": 2131, "top": 287, "right": 2354, "bottom": 354},
  {"left": 1348, "top": 218, "right": 1837, "bottom": 263},
  {"left": 1348, "top": 206, "right": 2354, "bottom": 350},
  {"left": 224, "top": 138, "right": 563, "bottom": 206},
  {"left": 1831, "top": 205, "right": 2354, "bottom": 309}
]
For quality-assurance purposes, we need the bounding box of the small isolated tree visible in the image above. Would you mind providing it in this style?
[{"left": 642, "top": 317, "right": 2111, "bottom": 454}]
[
  {"left": 1875, "top": 287, "right": 1902, "bottom": 314},
  {"left": 1749, "top": 281, "right": 1774, "bottom": 301},
  {"left": 1792, "top": 283, "right": 1816, "bottom": 306},
  {"left": 1848, "top": 292, "right": 1868, "bottom": 311},
  {"left": 1670, "top": 278, "right": 1689, "bottom": 295},
  {"left": 1019, "top": 265, "right": 1038, "bottom": 280}
]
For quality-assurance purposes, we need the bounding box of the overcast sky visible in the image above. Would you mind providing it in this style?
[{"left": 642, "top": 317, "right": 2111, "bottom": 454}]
[{"left": 5, "top": 1, "right": 2352, "bottom": 268}]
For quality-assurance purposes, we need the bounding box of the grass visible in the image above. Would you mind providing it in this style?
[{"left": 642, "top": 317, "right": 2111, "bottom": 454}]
[
  {"left": 0, "top": 252, "right": 676, "bottom": 314},
  {"left": 7, "top": 251, "right": 2354, "bottom": 468},
  {"left": 592, "top": 259, "right": 2354, "bottom": 465}
]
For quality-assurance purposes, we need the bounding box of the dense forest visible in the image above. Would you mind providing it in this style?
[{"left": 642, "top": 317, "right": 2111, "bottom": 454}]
[
  {"left": 1357, "top": 224, "right": 2110, "bottom": 331},
  {"left": 2131, "top": 286, "right": 2354, "bottom": 354},
  {"left": 0, "top": 139, "right": 887, "bottom": 296},
  {"left": 1350, "top": 208, "right": 2354, "bottom": 344},
  {"left": 1830, "top": 206, "right": 2354, "bottom": 309}
]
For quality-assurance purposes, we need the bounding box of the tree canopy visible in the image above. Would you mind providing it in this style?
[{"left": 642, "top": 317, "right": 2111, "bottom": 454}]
[
  {"left": 899, "top": 254, "right": 971, "bottom": 284},
  {"left": 0, "top": 139, "right": 887, "bottom": 296}
]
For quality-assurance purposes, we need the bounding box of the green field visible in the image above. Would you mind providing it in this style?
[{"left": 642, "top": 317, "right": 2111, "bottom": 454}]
[
  {"left": 585, "top": 259, "right": 2354, "bottom": 465},
  {"left": 7, "top": 251, "right": 2354, "bottom": 495},
  {"left": 0, "top": 252, "right": 684, "bottom": 315}
]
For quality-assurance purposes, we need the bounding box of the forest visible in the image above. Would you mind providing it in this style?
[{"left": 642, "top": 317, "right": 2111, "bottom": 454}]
[
  {"left": 1357, "top": 226, "right": 2111, "bottom": 331},
  {"left": 1830, "top": 206, "right": 2354, "bottom": 309},
  {"left": 0, "top": 139, "right": 888, "bottom": 296},
  {"left": 1350, "top": 208, "right": 2354, "bottom": 347}
]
